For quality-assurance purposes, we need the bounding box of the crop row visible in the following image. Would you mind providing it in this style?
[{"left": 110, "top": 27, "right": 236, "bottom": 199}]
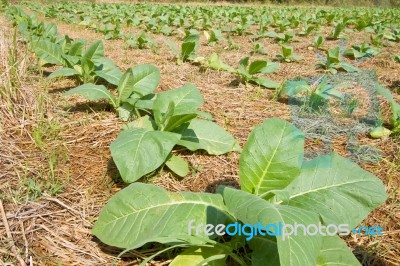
[{"left": 2, "top": 3, "right": 395, "bottom": 266}]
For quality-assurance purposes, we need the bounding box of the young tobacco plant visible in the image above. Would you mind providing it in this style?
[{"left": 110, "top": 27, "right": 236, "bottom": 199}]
[
  {"left": 314, "top": 35, "right": 325, "bottom": 50},
  {"left": 63, "top": 64, "right": 160, "bottom": 121},
  {"left": 93, "top": 118, "right": 387, "bottom": 266},
  {"left": 47, "top": 40, "right": 122, "bottom": 86},
  {"left": 280, "top": 76, "right": 345, "bottom": 111},
  {"left": 275, "top": 45, "right": 302, "bottom": 62},
  {"left": 236, "top": 57, "right": 280, "bottom": 89},
  {"left": 251, "top": 41, "right": 268, "bottom": 55},
  {"left": 344, "top": 43, "right": 380, "bottom": 59},
  {"left": 109, "top": 84, "right": 240, "bottom": 183},
  {"left": 165, "top": 32, "right": 202, "bottom": 65},
  {"left": 202, "top": 53, "right": 235, "bottom": 72},
  {"left": 126, "top": 31, "right": 157, "bottom": 49},
  {"left": 316, "top": 47, "right": 359, "bottom": 74},
  {"left": 369, "top": 83, "right": 400, "bottom": 138},
  {"left": 329, "top": 22, "right": 345, "bottom": 40},
  {"left": 205, "top": 29, "right": 224, "bottom": 46}
]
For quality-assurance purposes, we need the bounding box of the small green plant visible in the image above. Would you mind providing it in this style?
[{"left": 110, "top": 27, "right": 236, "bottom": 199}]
[
  {"left": 280, "top": 76, "right": 344, "bottom": 111},
  {"left": 314, "top": 35, "right": 325, "bottom": 50},
  {"left": 126, "top": 32, "right": 157, "bottom": 49},
  {"left": 251, "top": 41, "right": 268, "bottom": 55},
  {"left": 206, "top": 29, "right": 224, "bottom": 46},
  {"left": 202, "top": 53, "right": 235, "bottom": 72},
  {"left": 236, "top": 57, "right": 280, "bottom": 89},
  {"left": 267, "top": 31, "right": 293, "bottom": 43},
  {"left": 47, "top": 40, "right": 122, "bottom": 86},
  {"left": 329, "top": 22, "right": 345, "bottom": 39},
  {"left": 63, "top": 64, "right": 160, "bottom": 121},
  {"left": 165, "top": 32, "right": 201, "bottom": 64},
  {"left": 224, "top": 34, "right": 240, "bottom": 50},
  {"left": 394, "top": 54, "right": 400, "bottom": 63},
  {"left": 109, "top": 83, "right": 239, "bottom": 183},
  {"left": 371, "top": 84, "right": 400, "bottom": 137},
  {"left": 98, "top": 22, "right": 123, "bottom": 40},
  {"left": 344, "top": 43, "right": 380, "bottom": 59},
  {"left": 316, "top": 47, "right": 359, "bottom": 74},
  {"left": 298, "top": 24, "right": 315, "bottom": 36},
  {"left": 93, "top": 118, "right": 387, "bottom": 266},
  {"left": 275, "top": 45, "right": 302, "bottom": 62},
  {"left": 341, "top": 94, "right": 359, "bottom": 116}
]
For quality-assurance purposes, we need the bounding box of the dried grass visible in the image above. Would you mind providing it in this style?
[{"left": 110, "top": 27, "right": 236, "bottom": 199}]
[{"left": 0, "top": 3, "right": 399, "bottom": 265}]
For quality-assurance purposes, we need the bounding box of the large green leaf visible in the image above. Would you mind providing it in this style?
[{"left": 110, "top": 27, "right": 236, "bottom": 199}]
[
  {"left": 258, "top": 62, "right": 280, "bottom": 74},
  {"left": 34, "top": 40, "right": 64, "bottom": 66},
  {"left": 275, "top": 153, "right": 387, "bottom": 228},
  {"left": 248, "top": 60, "right": 268, "bottom": 75},
  {"left": 92, "top": 183, "right": 232, "bottom": 249},
  {"left": 239, "top": 118, "right": 304, "bottom": 196},
  {"left": 250, "top": 77, "right": 280, "bottom": 89},
  {"left": 280, "top": 79, "right": 310, "bottom": 96},
  {"left": 174, "top": 119, "right": 240, "bottom": 155},
  {"left": 63, "top": 83, "right": 116, "bottom": 107},
  {"left": 153, "top": 84, "right": 203, "bottom": 116},
  {"left": 94, "top": 57, "right": 122, "bottom": 86},
  {"left": 68, "top": 39, "right": 87, "bottom": 56},
  {"left": 221, "top": 187, "right": 322, "bottom": 266},
  {"left": 317, "top": 236, "right": 360, "bottom": 266},
  {"left": 165, "top": 154, "right": 190, "bottom": 177},
  {"left": 47, "top": 67, "right": 80, "bottom": 80},
  {"left": 249, "top": 236, "right": 280, "bottom": 266},
  {"left": 118, "top": 64, "right": 160, "bottom": 101},
  {"left": 170, "top": 246, "right": 226, "bottom": 266},
  {"left": 110, "top": 127, "right": 181, "bottom": 183},
  {"left": 82, "top": 40, "right": 104, "bottom": 61},
  {"left": 181, "top": 41, "right": 196, "bottom": 61}
]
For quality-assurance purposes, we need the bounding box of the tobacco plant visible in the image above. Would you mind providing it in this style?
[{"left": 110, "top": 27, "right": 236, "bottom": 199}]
[
  {"left": 64, "top": 64, "right": 160, "bottom": 121},
  {"left": 280, "top": 76, "right": 345, "bottom": 111},
  {"left": 316, "top": 47, "right": 359, "bottom": 74},
  {"left": 47, "top": 40, "right": 122, "bottom": 86},
  {"left": 93, "top": 118, "right": 387, "bottom": 266},
  {"left": 109, "top": 84, "right": 240, "bottom": 182},
  {"left": 275, "top": 45, "right": 302, "bottom": 62},
  {"left": 235, "top": 57, "right": 280, "bottom": 89},
  {"left": 165, "top": 32, "right": 201, "bottom": 64},
  {"left": 344, "top": 43, "right": 380, "bottom": 59}
]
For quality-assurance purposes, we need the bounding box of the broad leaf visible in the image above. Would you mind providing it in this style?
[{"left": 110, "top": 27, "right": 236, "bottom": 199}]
[
  {"left": 239, "top": 118, "right": 304, "bottom": 196},
  {"left": 221, "top": 187, "right": 322, "bottom": 266},
  {"left": 165, "top": 155, "right": 190, "bottom": 177},
  {"left": 317, "top": 236, "right": 360, "bottom": 266},
  {"left": 94, "top": 57, "right": 122, "bottom": 86},
  {"left": 280, "top": 79, "right": 310, "bottom": 96},
  {"left": 34, "top": 40, "right": 63, "bottom": 66},
  {"left": 118, "top": 64, "right": 160, "bottom": 102},
  {"left": 125, "top": 115, "right": 157, "bottom": 131},
  {"left": 64, "top": 84, "right": 116, "bottom": 107},
  {"left": 249, "top": 236, "right": 280, "bottom": 266},
  {"left": 110, "top": 127, "right": 181, "bottom": 183},
  {"left": 248, "top": 60, "right": 268, "bottom": 75},
  {"left": 82, "top": 40, "right": 104, "bottom": 61},
  {"left": 47, "top": 67, "right": 80, "bottom": 80},
  {"left": 93, "top": 183, "right": 232, "bottom": 249},
  {"left": 153, "top": 84, "right": 203, "bottom": 116},
  {"left": 250, "top": 77, "right": 280, "bottom": 89},
  {"left": 174, "top": 119, "right": 240, "bottom": 155},
  {"left": 181, "top": 41, "right": 196, "bottom": 61},
  {"left": 170, "top": 246, "right": 226, "bottom": 266},
  {"left": 258, "top": 62, "right": 280, "bottom": 74},
  {"left": 276, "top": 153, "right": 387, "bottom": 228}
]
